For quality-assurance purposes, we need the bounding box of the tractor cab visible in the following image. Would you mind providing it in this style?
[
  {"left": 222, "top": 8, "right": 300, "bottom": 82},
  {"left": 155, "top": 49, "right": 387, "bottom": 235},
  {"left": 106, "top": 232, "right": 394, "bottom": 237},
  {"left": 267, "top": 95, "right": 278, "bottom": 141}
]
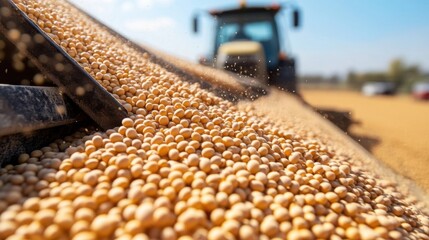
[
  {"left": 193, "top": 3, "right": 300, "bottom": 92},
  {"left": 212, "top": 6, "right": 283, "bottom": 73}
]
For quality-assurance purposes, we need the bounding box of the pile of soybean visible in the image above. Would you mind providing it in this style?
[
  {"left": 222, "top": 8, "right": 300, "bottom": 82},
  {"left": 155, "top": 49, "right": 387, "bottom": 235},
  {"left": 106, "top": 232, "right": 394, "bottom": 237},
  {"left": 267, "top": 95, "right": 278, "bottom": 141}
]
[{"left": 1, "top": 0, "right": 428, "bottom": 239}]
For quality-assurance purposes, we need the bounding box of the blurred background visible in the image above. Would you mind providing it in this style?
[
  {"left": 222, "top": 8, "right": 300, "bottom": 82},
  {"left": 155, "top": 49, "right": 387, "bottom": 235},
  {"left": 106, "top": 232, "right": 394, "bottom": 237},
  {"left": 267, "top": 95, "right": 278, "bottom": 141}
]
[
  {"left": 69, "top": 0, "right": 429, "bottom": 192},
  {"left": 69, "top": 0, "right": 429, "bottom": 87}
]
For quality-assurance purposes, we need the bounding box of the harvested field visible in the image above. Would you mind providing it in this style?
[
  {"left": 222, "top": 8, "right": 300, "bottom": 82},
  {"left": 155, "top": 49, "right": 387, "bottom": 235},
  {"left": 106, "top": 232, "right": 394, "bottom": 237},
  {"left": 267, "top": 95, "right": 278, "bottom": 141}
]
[{"left": 301, "top": 88, "right": 429, "bottom": 194}]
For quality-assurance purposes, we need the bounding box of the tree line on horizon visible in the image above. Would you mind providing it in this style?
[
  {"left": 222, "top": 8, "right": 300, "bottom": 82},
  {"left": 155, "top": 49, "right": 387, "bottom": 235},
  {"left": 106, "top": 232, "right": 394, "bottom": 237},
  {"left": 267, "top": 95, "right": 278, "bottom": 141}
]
[
  {"left": 299, "top": 59, "right": 428, "bottom": 92},
  {"left": 347, "top": 59, "right": 427, "bottom": 92}
]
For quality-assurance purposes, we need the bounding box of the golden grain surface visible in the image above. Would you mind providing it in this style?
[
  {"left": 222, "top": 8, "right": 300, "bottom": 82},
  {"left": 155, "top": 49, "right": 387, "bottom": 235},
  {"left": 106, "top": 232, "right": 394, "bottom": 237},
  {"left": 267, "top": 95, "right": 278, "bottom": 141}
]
[{"left": 0, "top": 0, "right": 428, "bottom": 239}]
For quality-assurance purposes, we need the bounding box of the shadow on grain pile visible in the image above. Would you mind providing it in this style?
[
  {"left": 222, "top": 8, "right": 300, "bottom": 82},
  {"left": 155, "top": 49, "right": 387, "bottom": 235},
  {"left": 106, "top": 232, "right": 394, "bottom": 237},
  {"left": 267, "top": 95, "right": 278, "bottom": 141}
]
[
  {"left": 348, "top": 133, "right": 380, "bottom": 154},
  {"left": 314, "top": 109, "right": 381, "bottom": 153}
]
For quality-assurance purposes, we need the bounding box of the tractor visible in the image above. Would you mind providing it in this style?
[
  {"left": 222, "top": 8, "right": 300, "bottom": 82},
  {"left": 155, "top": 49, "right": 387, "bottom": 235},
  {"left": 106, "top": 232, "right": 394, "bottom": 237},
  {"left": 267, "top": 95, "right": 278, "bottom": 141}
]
[{"left": 193, "top": 2, "right": 300, "bottom": 93}]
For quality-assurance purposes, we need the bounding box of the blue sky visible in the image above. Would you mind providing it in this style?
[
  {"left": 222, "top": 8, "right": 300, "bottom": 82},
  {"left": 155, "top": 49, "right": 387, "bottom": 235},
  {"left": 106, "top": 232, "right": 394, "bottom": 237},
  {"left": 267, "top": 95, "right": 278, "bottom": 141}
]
[{"left": 70, "top": 0, "right": 429, "bottom": 77}]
